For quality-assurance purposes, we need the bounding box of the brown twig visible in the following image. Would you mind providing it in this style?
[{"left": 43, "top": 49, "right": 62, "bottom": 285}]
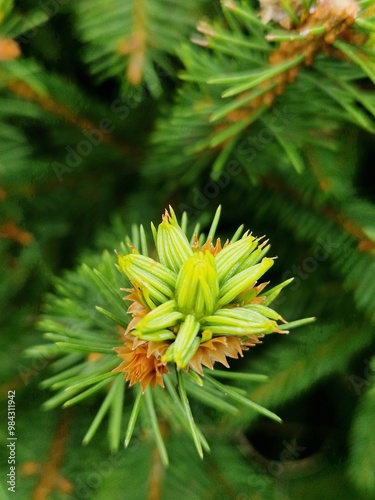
[
  {"left": 262, "top": 176, "right": 375, "bottom": 253},
  {"left": 6, "top": 80, "right": 139, "bottom": 157},
  {"left": 0, "top": 221, "right": 34, "bottom": 245},
  {"left": 21, "top": 410, "right": 73, "bottom": 500},
  {"left": 147, "top": 422, "right": 167, "bottom": 500}
]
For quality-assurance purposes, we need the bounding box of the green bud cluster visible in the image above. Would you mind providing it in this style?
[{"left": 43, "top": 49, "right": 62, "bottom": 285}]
[
  {"left": 117, "top": 207, "right": 288, "bottom": 369},
  {"left": 175, "top": 251, "right": 219, "bottom": 319}
]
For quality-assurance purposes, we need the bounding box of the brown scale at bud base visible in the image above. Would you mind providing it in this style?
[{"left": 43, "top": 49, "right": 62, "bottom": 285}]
[
  {"left": 114, "top": 336, "right": 170, "bottom": 392},
  {"left": 113, "top": 333, "right": 264, "bottom": 391},
  {"left": 188, "top": 335, "right": 263, "bottom": 375}
]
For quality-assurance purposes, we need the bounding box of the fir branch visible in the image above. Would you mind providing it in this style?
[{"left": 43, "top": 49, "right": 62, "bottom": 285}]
[
  {"left": 119, "top": 0, "right": 147, "bottom": 86},
  {"left": 35, "top": 208, "right": 304, "bottom": 454},
  {"left": 74, "top": 0, "right": 207, "bottom": 96},
  {"left": 234, "top": 322, "right": 374, "bottom": 428},
  {"left": 324, "top": 205, "right": 375, "bottom": 253},
  {"left": 5, "top": 77, "right": 138, "bottom": 157},
  {"left": 147, "top": 0, "right": 375, "bottom": 181},
  {"left": 261, "top": 175, "right": 375, "bottom": 254},
  {"left": 241, "top": 174, "right": 375, "bottom": 324}
]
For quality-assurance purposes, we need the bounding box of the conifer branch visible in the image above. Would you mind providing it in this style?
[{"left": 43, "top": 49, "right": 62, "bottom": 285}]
[
  {"left": 148, "top": 0, "right": 375, "bottom": 179},
  {"left": 261, "top": 175, "right": 375, "bottom": 254},
  {"left": 74, "top": 0, "right": 207, "bottom": 95},
  {"left": 118, "top": 0, "right": 147, "bottom": 86},
  {"left": 234, "top": 322, "right": 374, "bottom": 428},
  {"left": 5, "top": 79, "right": 138, "bottom": 157}
]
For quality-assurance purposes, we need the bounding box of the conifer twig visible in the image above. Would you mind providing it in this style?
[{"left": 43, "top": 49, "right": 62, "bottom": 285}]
[
  {"left": 147, "top": 424, "right": 167, "bottom": 500},
  {"left": 118, "top": 0, "right": 147, "bottom": 85},
  {"left": 261, "top": 176, "right": 375, "bottom": 253},
  {"left": 21, "top": 410, "right": 73, "bottom": 500},
  {"left": 6, "top": 80, "right": 139, "bottom": 157}
]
